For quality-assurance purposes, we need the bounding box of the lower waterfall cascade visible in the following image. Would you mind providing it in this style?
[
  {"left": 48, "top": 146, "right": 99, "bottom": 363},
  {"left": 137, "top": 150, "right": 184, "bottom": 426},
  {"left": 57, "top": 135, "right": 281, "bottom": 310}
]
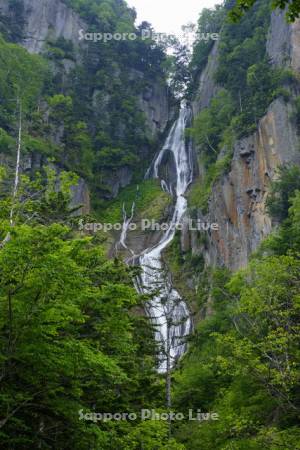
[{"left": 135, "top": 102, "right": 194, "bottom": 372}]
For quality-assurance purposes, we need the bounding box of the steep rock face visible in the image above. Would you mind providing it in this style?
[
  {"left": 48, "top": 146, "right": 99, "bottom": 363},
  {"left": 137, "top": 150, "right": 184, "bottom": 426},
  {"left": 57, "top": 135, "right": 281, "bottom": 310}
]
[
  {"left": 0, "top": 0, "right": 170, "bottom": 136},
  {"left": 206, "top": 98, "right": 300, "bottom": 269},
  {"left": 102, "top": 75, "right": 171, "bottom": 198},
  {"left": 0, "top": 0, "right": 84, "bottom": 53},
  {"left": 0, "top": 151, "right": 90, "bottom": 215},
  {"left": 291, "top": 20, "right": 300, "bottom": 72},
  {"left": 108, "top": 166, "right": 133, "bottom": 199},
  {"left": 137, "top": 75, "right": 170, "bottom": 138},
  {"left": 267, "top": 9, "right": 300, "bottom": 72},
  {"left": 189, "top": 11, "right": 300, "bottom": 271},
  {"left": 190, "top": 43, "right": 220, "bottom": 185},
  {"left": 24, "top": 154, "right": 91, "bottom": 215},
  {"left": 267, "top": 10, "right": 291, "bottom": 67},
  {"left": 0, "top": 0, "right": 171, "bottom": 202},
  {"left": 70, "top": 178, "right": 90, "bottom": 215},
  {"left": 191, "top": 41, "right": 219, "bottom": 116}
]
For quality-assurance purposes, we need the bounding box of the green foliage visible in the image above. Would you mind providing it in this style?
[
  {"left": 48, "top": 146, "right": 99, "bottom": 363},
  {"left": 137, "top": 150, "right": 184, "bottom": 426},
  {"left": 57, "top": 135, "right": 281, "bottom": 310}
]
[
  {"left": 0, "top": 127, "right": 15, "bottom": 154},
  {"left": 63, "top": 0, "right": 136, "bottom": 31},
  {"left": 60, "top": 44, "right": 163, "bottom": 186},
  {"left": 189, "top": 0, "right": 295, "bottom": 213},
  {"left": 163, "top": 232, "right": 206, "bottom": 310},
  {"left": 97, "top": 146, "right": 139, "bottom": 169},
  {"left": 173, "top": 254, "right": 300, "bottom": 449},
  {"left": 173, "top": 179, "right": 300, "bottom": 449},
  {"left": 190, "top": 0, "right": 296, "bottom": 168},
  {"left": 229, "top": 0, "right": 300, "bottom": 23},
  {"left": 192, "top": 0, "right": 296, "bottom": 148},
  {"left": 47, "top": 96, "right": 95, "bottom": 176},
  {"left": 0, "top": 224, "right": 166, "bottom": 449},
  {"left": 0, "top": 164, "right": 80, "bottom": 228},
  {"left": 23, "top": 134, "right": 57, "bottom": 156},
  {"left": 189, "top": 89, "right": 235, "bottom": 162},
  {"left": 0, "top": 0, "right": 169, "bottom": 199},
  {"left": 1, "top": 1, "right": 300, "bottom": 448},
  {"left": 46, "top": 37, "right": 75, "bottom": 61},
  {"left": 45, "top": 2, "right": 169, "bottom": 188},
  {"left": 166, "top": 40, "right": 191, "bottom": 99},
  {"left": 64, "top": 121, "right": 95, "bottom": 177},
  {"left": 188, "top": 5, "right": 225, "bottom": 93},
  {"left": 122, "top": 420, "right": 186, "bottom": 449},
  {"left": 0, "top": 35, "right": 47, "bottom": 130},
  {"left": 188, "top": 152, "right": 233, "bottom": 213},
  {"left": 0, "top": 163, "right": 182, "bottom": 448},
  {"left": 0, "top": 165, "right": 6, "bottom": 182},
  {"left": 214, "top": 0, "right": 284, "bottom": 139},
  {"left": 48, "top": 94, "right": 73, "bottom": 116},
  {"left": 99, "top": 179, "right": 171, "bottom": 224},
  {"left": 266, "top": 165, "right": 300, "bottom": 222},
  {"left": 260, "top": 189, "right": 300, "bottom": 256},
  {"left": 188, "top": 89, "right": 235, "bottom": 213}
]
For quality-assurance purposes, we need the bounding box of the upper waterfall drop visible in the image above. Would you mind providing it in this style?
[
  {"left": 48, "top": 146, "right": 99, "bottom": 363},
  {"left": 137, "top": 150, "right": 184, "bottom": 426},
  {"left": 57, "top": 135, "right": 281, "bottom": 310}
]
[{"left": 138, "top": 101, "right": 194, "bottom": 372}]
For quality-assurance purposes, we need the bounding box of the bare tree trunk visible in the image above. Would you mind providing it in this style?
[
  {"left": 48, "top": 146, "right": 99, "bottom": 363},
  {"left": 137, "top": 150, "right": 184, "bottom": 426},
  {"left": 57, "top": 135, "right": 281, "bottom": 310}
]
[
  {"left": 0, "top": 99, "right": 22, "bottom": 248},
  {"left": 239, "top": 90, "right": 243, "bottom": 113},
  {"left": 166, "top": 317, "right": 172, "bottom": 439},
  {"left": 10, "top": 99, "right": 22, "bottom": 226},
  {"left": 205, "top": 135, "right": 218, "bottom": 155}
]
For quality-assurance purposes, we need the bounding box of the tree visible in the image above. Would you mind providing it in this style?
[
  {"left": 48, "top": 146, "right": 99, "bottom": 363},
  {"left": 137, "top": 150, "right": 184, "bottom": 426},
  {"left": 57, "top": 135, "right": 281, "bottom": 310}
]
[
  {"left": 229, "top": 0, "right": 300, "bottom": 23},
  {"left": 226, "top": 255, "right": 300, "bottom": 412},
  {"left": 0, "top": 224, "right": 166, "bottom": 449},
  {"left": 166, "top": 40, "right": 192, "bottom": 99},
  {"left": 188, "top": 5, "right": 225, "bottom": 88},
  {"left": 266, "top": 165, "right": 300, "bottom": 222}
]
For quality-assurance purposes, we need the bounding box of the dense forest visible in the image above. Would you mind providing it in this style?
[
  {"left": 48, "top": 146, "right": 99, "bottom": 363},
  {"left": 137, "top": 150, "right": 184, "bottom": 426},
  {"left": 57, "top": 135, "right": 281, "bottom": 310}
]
[{"left": 0, "top": 0, "right": 300, "bottom": 448}]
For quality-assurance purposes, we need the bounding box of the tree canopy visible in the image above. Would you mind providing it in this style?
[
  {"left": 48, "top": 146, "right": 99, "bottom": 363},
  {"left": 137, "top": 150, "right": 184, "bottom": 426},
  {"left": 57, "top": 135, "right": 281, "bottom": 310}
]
[{"left": 229, "top": 0, "right": 300, "bottom": 22}]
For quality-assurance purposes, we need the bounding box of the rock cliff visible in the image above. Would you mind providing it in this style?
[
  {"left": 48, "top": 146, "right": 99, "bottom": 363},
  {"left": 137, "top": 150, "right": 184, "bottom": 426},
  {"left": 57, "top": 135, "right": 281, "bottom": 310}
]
[
  {"left": 206, "top": 98, "right": 300, "bottom": 269},
  {"left": 191, "top": 41, "right": 220, "bottom": 116},
  {"left": 0, "top": 0, "right": 84, "bottom": 53},
  {"left": 0, "top": 0, "right": 170, "bottom": 137},
  {"left": 0, "top": 0, "right": 171, "bottom": 207},
  {"left": 189, "top": 11, "right": 300, "bottom": 271}
]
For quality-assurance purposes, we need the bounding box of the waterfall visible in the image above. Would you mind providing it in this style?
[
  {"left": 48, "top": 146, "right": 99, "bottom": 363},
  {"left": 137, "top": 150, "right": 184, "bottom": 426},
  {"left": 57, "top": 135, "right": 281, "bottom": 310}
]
[{"left": 137, "top": 102, "right": 193, "bottom": 372}]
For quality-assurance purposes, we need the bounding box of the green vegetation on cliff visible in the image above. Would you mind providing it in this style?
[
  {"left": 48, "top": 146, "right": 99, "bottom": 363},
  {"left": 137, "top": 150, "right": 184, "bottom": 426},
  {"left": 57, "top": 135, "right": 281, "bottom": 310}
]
[
  {"left": 99, "top": 179, "right": 171, "bottom": 224},
  {"left": 0, "top": 0, "right": 170, "bottom": 201},
  {"left": 172, "top": 172, "right": 300, "bottom": 450},
  {"left": 0, "top": 0, "right": 300, "bottom": 449},
  {"left": 230, "top": 0, "right": 300, "bottom": 23},
  {"left": 188, "top": 0, "right": 299, "bottom": 213}
]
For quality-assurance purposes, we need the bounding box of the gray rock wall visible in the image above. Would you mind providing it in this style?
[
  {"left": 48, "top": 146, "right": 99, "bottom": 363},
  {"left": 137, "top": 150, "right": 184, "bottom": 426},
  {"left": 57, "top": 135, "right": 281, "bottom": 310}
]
[
  {"left": 191, "top": 41, "right": 220, "bottom": 116},
  {"left": 206, "top": 98, "right": 300, "bottom": 270},
  {"left": 189, "top": 11, "right": 300, "bottom": 270},
  {"left": 0, "top": 0, "right": 85, "bottom": 53},
  {"left": 0, "top": 0, "right": 171, "bottom": 202}
]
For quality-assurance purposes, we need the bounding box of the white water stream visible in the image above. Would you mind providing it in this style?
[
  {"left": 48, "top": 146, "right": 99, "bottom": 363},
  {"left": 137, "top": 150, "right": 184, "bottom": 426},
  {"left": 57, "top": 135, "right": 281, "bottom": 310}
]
[
  {"left": 118, "top": 102, "right": 193, "bottom": 371},
  {"left": 138, "top": 102, "right": 193, "bottom": 371}
]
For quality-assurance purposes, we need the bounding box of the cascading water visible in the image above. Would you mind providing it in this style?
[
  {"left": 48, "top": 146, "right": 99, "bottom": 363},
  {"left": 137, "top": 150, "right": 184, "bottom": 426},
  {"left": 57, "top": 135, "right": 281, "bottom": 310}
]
[{"left": 137, "top": 102, "right": 193, "bottom": 372}]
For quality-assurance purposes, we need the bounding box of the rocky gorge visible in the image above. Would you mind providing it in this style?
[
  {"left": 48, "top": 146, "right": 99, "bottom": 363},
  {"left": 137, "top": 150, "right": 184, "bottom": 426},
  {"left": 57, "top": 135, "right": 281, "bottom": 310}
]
[{"left": 0, "top": 0, "right": 300, "bottom": 448}]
